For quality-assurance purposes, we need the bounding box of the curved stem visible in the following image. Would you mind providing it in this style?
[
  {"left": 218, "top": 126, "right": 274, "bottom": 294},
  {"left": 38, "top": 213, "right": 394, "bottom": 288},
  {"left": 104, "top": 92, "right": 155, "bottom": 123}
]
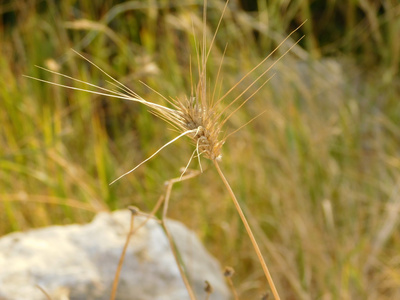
[
  {"left": 213, "top": 160, "right": 280, "bottom": 300},
  {"left": 111, "top": 212, "right": 135, "bottom": 300},
  {"left": 160, "top": 171, "right": 202, "bottom": 300}
]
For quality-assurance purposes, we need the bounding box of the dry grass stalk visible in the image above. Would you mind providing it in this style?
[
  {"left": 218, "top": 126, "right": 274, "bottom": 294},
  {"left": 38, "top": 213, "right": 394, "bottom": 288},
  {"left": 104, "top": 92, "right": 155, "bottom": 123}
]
[
  {"left": 158, "top": 171, "right": 202, "bottom": 300},
  {"left": 35, "top": 285, "right": 52, "bottom": 300},
  {"left": 110, "top": 207, "right": 137, "bottom": 300},
  {"left": 25, "top": 1, "right": 306, "bottom": 298},
  {"left": 112, "top": 170, "right": 201, "bottom": 300},
  {"left": 224, "top": 266, "right": 239, "bottom": 300}
]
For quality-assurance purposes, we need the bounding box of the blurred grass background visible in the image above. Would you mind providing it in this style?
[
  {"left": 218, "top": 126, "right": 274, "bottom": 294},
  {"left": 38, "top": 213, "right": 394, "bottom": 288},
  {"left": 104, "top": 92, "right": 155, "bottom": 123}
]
[{"left": 1, "top": 0, "right": 400, "bottom": 298}]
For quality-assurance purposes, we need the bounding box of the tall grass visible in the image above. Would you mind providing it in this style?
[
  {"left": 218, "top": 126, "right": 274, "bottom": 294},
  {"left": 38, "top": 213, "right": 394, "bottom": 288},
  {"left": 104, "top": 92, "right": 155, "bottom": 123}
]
[{"left": 1, "top": 0, "right": 399, "bottom": 298}]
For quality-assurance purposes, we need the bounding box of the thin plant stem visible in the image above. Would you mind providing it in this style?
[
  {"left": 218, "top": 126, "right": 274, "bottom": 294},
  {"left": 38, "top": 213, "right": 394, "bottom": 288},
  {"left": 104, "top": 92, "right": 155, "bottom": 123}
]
[
  {"left": 223, "top": 267, "right": 238, "bottom": 299},
  {"left": 226, "top": 277, "right": 239, "bottom": 300},
  {"left": 160, "top": 171, "right": 202, "bottom": 300},
  {"left": 110, "top": 209, "right": 136, "bottom": 300},
  {"left": 213, "top": 160, "right": 280, "bottom": 300},
  {"left": 35, "top": 285, "right": 52, "bottom": 300},
  {"left": 160, "top": 221, "right": 197, "bottom": 300},
  {"left": 129, "top": 196, "right": 165, "bottom": 234},
  {"left": 111, "top": 170, "right": 201, "bottom": 300}
]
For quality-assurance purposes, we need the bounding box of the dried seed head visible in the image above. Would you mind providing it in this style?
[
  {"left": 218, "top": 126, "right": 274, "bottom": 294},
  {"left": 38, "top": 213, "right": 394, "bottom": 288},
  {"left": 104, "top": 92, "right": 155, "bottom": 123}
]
[
  {"left": 173, "top": 95, "right": 224, "bottom": 161},
  {"left": 223, "top": 266, "right": 235, "bottom": 278},
  {"left": 260, "top": 292, "right": 270, "bottom": 300},
  {"left": 128, "top": 206, "right": 140, "bottom": 215},
  {"left": 24, "top": 3, "right": 304, "bottom": 185},
  {"left": 204, "top": 280, "right": 213, "bottom": 294}
]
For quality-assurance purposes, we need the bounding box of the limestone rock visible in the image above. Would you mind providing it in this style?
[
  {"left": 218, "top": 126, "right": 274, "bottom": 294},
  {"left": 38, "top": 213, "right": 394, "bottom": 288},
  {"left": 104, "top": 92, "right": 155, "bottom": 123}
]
[{"left": 0, "top": 210, "right": 230, "bottom": 300}]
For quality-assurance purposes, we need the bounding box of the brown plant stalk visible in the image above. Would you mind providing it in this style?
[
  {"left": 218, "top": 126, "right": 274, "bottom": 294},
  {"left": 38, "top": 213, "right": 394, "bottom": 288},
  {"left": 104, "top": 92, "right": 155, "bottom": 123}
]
[{"left": 214, "top": 160, "right": 280, "bottom": 299}]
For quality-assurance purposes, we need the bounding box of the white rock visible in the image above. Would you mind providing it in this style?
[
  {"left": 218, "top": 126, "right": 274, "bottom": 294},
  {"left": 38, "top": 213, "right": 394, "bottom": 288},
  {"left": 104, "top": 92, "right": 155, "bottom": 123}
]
[{"left": 0, "top": 210, "right": 230, "bottom": 300}]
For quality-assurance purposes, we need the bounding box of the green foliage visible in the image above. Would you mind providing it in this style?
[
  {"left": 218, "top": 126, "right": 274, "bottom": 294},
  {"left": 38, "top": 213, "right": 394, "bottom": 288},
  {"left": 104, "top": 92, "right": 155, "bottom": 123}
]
[{"left": 0, "top": 0, "right": 399, "bottom": 298}]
